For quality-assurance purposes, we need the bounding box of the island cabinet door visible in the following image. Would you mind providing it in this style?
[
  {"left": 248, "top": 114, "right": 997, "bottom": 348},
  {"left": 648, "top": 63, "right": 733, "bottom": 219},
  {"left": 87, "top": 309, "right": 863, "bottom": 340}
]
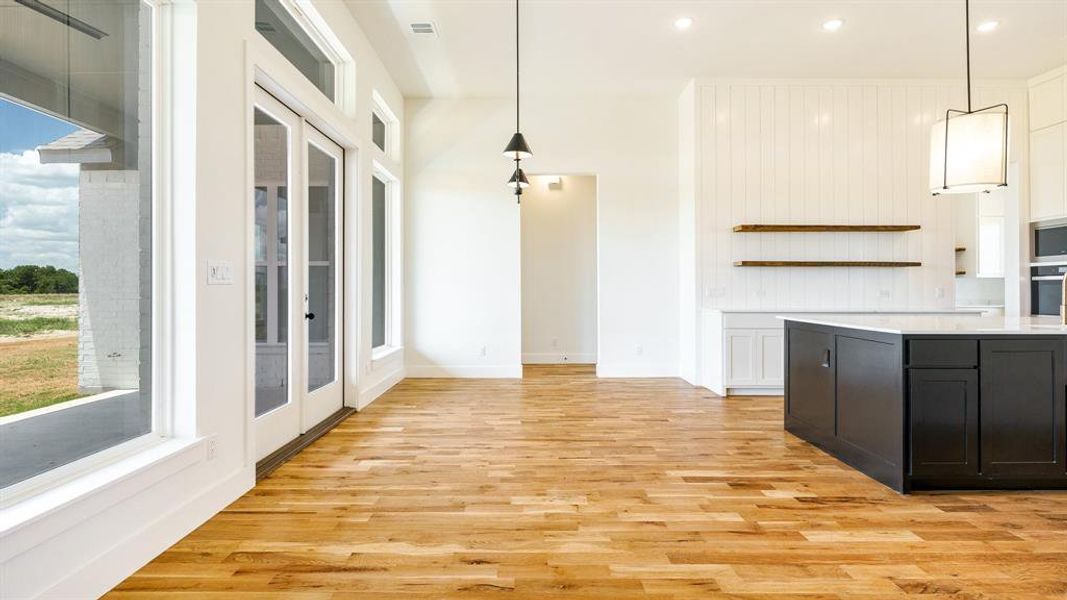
[
  {"left": 909, "top": 369, "right": 979, "bottom": 479},
  {"left": 785, "top": 327, "right": 836, "bottom": 434},
  {"left": 979, "top": 340, "right": 1067, "bottom": 479}
]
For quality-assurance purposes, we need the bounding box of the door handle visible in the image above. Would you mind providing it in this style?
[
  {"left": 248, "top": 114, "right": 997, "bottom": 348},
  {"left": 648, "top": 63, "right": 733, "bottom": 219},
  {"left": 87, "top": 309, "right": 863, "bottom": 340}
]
[
  {"left": 820, "top": 348, "right": 831, "bottom": 368},
  {"left": 304, "top": 312, "right": 315, "bottom": 320}
]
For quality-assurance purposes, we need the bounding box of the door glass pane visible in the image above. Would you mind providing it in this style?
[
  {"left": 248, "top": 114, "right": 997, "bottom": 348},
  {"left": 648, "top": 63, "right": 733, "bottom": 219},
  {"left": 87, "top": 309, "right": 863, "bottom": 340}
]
[
  {"left": 253, "top": 108, "right": 289, "bottom": 417},
  {"left": 307, "top": 144, "right": 337, "bottom": 392},
  {"left": 372, "top": 177, "right": 387, "bottom": 348},
  {"left": 254, "top": 0, "right": 335, "bottom": 99},
  {"left": 0, "top": 0, "right": 153, "bottom": 489}
]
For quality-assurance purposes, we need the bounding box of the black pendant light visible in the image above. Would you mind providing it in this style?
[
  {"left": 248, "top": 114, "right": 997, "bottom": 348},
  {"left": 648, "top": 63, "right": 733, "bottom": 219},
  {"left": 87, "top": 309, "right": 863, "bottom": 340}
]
[
  {"left": 503, "top": 0, "right": 532, "bottom": 202},
  {"left": 929, "top": 0, "right": 1009, "bottom": 195}
]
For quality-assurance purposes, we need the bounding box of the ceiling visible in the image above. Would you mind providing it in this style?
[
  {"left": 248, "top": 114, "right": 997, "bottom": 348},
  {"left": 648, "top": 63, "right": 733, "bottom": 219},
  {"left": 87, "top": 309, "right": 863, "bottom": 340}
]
[{"left": 343, "top": 0, "right": 1067, "bottom": 98}]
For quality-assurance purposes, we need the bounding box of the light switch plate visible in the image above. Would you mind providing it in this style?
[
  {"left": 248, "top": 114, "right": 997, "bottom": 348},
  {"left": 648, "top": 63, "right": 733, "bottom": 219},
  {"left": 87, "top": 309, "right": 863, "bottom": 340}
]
[{"left": 207, "top": 260, "right": 234, "bottom": 285}]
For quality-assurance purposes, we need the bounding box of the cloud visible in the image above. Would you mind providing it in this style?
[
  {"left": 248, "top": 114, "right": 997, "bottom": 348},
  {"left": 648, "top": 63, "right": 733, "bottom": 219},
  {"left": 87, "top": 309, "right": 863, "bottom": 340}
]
[{"left": 0, "top": 151, "right": 79, "bottom": 270}]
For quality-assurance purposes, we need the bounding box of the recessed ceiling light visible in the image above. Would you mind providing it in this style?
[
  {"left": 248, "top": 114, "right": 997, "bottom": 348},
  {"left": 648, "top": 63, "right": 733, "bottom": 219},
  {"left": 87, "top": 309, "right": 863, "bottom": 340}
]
[
  {"left": 674, "top": 17, "right": 693, "bottom": 31},
  {"left": 822, "top": 18, "right": 845, "bottom": 32},
  {"left": 976, "top": 20, "right": 999, "bottom": 33}
]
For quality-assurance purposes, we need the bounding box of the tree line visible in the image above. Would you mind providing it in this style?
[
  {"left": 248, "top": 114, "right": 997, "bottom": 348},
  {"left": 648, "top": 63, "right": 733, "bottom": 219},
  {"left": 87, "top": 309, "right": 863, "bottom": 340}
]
[{"left": 0, "top": 265, "right": 79, "bottom": 294}]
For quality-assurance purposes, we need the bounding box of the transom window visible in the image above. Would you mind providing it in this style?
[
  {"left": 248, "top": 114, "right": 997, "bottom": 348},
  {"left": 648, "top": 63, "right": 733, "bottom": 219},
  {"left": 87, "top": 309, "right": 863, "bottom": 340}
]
[
  {"left": 255, "top": 0, "right": 336, "bottom": 99},
  {"left": 372, "top": 112, "right": 386, "bottom": 152}
]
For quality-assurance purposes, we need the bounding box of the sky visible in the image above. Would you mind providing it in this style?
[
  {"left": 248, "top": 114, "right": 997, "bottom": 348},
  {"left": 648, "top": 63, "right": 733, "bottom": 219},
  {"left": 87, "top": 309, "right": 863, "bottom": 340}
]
[{"left": 0, "top": 98, "right": 80, "bottom": 271}]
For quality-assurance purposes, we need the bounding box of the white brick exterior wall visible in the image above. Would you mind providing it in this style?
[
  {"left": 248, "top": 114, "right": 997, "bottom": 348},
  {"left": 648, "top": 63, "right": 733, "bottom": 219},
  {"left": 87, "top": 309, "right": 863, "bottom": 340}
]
[{"left": 78, "top": 170, "right": 143, "bottom": 392}]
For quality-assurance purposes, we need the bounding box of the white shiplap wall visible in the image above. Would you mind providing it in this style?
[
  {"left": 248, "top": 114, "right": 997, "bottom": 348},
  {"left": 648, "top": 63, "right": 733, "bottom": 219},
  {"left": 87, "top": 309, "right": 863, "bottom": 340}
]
[{"left": 695, "top": 80, "right": 1028, "bottom": 311}]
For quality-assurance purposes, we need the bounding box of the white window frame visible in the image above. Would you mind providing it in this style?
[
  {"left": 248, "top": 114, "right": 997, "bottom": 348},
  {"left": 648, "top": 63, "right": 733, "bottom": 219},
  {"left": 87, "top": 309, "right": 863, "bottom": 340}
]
[
  {"left": 371, "top": 90, "right": 400, "bottom": 161},
  {"left": 0, "top": 0, "right": 191, "bottom": 509},
  {"left": 258, "top": 0, "right": 356, "bottom": 112},
  {"left": 370, "top": 162, "right": 401, "bottom": 358}
]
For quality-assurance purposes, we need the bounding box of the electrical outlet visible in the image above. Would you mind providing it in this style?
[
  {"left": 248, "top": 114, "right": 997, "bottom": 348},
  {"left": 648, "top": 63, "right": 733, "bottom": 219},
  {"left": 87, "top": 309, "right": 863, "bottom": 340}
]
[
  {"left": 480, "top": 345, "right": 487, "bottom": 357},
  {"left": 935, "top": 287, "right": 945, "bottom": 299},
  {"left": 206, "top": 435, "right": 218, "bottom": 461},
  {"left": 879, "top": 289, "right": 892, "bottom": 299},
  {"left": 636, "top": 345, "right": 644, "bottom": 356},
  {"left": 705, "top": 286, "right": 726, "bottom": 298}
]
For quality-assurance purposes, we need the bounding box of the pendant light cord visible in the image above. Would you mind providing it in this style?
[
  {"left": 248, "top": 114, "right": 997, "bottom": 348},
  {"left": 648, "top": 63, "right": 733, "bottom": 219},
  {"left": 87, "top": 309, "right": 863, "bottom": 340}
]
[
  {"left": 965, "top": 0, "right": 972, "bottom": 112},
  {"left": 515, "top": 0, "right": 520, "bottom": 132}
]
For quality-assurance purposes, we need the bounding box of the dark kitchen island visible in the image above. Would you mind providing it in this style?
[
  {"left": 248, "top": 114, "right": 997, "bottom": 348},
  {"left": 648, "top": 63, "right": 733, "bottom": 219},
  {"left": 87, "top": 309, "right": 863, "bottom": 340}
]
[{"left": 783, "top": 315, "right": 1067, "bottom": 493}]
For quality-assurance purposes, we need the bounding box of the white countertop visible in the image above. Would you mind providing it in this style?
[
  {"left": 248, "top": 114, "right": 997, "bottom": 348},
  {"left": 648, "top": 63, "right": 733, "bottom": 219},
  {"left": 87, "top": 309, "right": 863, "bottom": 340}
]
[
  {"left": 709, "top": 308, "right": 983, "bottom": 314},
  {"left": 779, "top": 314, "right": 1067, "bottom": 335}
]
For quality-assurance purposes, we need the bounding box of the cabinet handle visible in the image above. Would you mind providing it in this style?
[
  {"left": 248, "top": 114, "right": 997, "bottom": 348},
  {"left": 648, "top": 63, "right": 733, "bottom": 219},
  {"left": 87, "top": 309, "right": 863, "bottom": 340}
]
[{"left": 820, "top": 348, "right": 832, "bottom": 368}]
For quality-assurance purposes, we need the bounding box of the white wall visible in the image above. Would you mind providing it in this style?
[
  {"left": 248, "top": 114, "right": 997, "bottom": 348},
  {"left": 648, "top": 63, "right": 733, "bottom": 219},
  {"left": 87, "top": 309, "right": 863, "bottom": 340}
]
[
  {"left": 405, "top": 93, "right": 679, "bottom": 378},
  {"left": 684, "top": 80, "right": 1028, "bottom": 313},
  {"left": 1, "top": 1, "right": 405, "bottom": 597},
  {"left": 521, "top": 175, "right": 597, "bottom": 364}
]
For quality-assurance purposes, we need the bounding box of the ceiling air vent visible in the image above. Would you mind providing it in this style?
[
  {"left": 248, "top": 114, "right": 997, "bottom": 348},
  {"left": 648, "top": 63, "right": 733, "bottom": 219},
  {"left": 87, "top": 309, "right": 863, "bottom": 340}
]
[{"left": 409, "top": 22, "right": 437, "bottom": 36}]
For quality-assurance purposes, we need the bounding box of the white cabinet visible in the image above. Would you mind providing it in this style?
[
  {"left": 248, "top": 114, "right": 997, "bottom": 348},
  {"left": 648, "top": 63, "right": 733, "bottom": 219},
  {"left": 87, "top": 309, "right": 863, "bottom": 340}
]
[
  {"left": 1031, "top": 123, "right": 1066, "bottom": 222},
  {"left": 725, "top": 330, "right": 758, "bottom": 385},
  {"left": 756, "top": 330, "right": 784, "bottom": 384},
  {"left": 1029, "top": 67, "right": 1067, "bottom": 224},
  {"left": 702, "top": 312, "right": 788, "bottom": 396},
  {"left": 722, "top": 328, "right": 784, "bottom": 390},
  {"left": 976, "top": 191, "right": 1006, "bottom": 278},
  {"left": 1030, "top": 73, "right": 1066, "bottom": 132}
]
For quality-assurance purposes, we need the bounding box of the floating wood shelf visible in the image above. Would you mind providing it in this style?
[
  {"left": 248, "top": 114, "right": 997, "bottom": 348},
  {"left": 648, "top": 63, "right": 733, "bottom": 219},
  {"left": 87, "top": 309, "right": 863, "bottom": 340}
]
[
  {"left": 734, "top": 261, "right": 922, "bottom": 268},
  {"left": 956, "top": 270, "right": 967, "bottom": 276},
  {"left": 732, "top": 224, "right": 921, "bottom": 233},
  {"left": 955, "top": 247, "right": 966, "bottom": 252}
]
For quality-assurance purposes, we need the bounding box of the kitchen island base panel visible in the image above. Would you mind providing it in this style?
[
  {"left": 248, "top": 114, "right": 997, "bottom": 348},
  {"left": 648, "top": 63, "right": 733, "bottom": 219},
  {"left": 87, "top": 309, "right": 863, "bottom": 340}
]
[{"left": 784, "top": 318, "right": 1067, "bottom": 493}]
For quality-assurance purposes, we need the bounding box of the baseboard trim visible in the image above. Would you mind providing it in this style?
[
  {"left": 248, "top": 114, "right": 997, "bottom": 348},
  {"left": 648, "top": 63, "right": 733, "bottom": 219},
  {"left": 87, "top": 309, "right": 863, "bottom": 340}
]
[
  {"left": 256, "top": 407, "right": 355, "bottom": 480},
  {"left": 406, "top": 365, "right": 522, "bottom": 378},
  {"left": 726, "top": 387, "right": 783, "bottom": 397},
  {"left": 40, "top": 465, "right": 253, "bottom": 599},
  {"left": 358, "top": 367, "right": 404, "bottom": 411},
  {"left": 596, "top": 364, "right": 679, "bottom": 378},
  {"left": 521, "top": 353, "right": 596, "bottom": 364}
]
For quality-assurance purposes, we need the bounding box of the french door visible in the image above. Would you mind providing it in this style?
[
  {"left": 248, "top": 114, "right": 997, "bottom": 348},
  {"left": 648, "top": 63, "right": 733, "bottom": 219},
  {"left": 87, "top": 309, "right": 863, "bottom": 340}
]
[{"left": 253, "top": 87, "right": 344, "bottom": 461}]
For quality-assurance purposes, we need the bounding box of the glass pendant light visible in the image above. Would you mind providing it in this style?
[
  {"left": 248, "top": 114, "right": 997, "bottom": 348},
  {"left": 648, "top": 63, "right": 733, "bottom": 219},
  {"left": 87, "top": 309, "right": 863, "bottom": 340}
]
[
  {"left": 503, "top": 0, "right": 532, "bottom": 201},
  {"left": 929, "top": 0, "right": 1008, "bottom": 195}
]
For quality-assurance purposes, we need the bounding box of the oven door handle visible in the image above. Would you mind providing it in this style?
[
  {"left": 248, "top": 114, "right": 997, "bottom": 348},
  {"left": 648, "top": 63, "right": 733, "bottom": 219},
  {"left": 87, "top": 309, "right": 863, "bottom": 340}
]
[{"left": 1032, "top": 276, "right": 1067, "bottom": 281}]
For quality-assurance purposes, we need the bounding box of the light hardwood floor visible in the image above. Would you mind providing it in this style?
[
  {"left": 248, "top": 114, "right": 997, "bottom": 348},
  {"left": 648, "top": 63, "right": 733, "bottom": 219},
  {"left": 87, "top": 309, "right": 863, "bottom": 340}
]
[{"left": 108, "top": 365, "right": 1067, "bottom": 598}]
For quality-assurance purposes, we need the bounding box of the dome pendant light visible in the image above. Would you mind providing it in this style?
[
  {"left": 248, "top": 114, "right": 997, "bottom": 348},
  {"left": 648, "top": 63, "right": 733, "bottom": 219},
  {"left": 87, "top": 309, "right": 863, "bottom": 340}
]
[
  {"left": 929, "top": 0, "right": 1008, "bottom": 195},
  {"left": 503, "top": 0, "right": 532, "bottom": 203}
]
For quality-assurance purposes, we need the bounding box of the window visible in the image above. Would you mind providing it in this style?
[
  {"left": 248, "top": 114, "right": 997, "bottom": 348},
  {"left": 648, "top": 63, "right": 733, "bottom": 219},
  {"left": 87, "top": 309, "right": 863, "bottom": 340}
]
[
  {"left": 0, "top": 0, "right": 155, "bottom": 490},
  {"left": 372, "top": 176, "right": 388, "bottom": 349},
  {"left": 372, "top": 112, "right": 387, "bottom": 152},
  {"left": 255, "top": 0, "right": 335, "bottom": 99},
  {"left": 371, "top": 91, "right": 399, "bottom": 159}
]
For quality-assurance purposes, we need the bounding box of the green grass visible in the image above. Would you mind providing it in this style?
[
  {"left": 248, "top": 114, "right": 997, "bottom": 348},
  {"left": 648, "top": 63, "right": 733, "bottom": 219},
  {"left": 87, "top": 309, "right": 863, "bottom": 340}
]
[
  {"left": 0, "top": 337, "right": 82, "bottom": 417},
  {"left": 0, "top": 293, "right": 78, "bottom": 306},
  {"left": 0, "top": 317, "right": 77, "bottom": 336}
]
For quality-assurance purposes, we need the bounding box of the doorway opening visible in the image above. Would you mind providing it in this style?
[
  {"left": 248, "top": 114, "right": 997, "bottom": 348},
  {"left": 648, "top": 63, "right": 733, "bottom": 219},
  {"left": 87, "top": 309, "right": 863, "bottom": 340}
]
[{"left": 520, "top": 175, "right": 598, "bottom": 372}]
